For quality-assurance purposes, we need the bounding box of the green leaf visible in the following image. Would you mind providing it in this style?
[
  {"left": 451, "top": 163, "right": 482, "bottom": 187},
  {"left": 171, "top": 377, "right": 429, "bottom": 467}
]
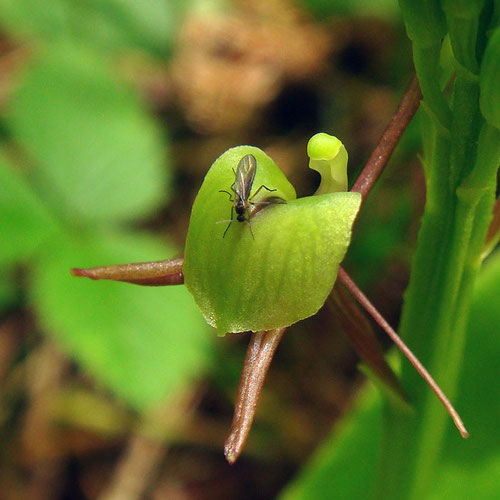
[
  {"left": 0, "top": 0, "right": 182, "bottom": 55},
  {"left": 0, "top": 0, "right": 71, "bottom": 41},
  {"left": 441, "top": 0, "right": 486, "bottom": 19},
  {"left": 31, "top": 231, "right": 211, "bottom": 410},
  {"left": 184, "top": 145, "right": 361, "bottom": 334},
  {"left": 441, "top": 250, "right": 500, "bottom": 463},
  {"left": 86, "top": 0, "right": 182, "bottom": 54},
  {"left": 0, "top": 150, "right": 58, "bottom": 265},
  {"left": 441, "top": 0, "right": 485, "bottom": 73},
  {"left": 398, "top": 0, "right": 447, "bottom": 48},
  {"left": 280, "top": 387, "right": 383, "bottom": 500},
  {"left": 6, "top": 43, "right": 168, "bottom": 223},
  {"left": 428, "top": 456, "right": 500, "bottom": 500},
  {"left": 0, "top": 269, "right": 19, "bottom": 312}
]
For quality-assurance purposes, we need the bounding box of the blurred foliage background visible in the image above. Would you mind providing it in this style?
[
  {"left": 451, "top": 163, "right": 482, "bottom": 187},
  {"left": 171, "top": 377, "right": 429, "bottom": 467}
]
[{"left": 0, "top": 0, "right": 498, "bottom": 499}]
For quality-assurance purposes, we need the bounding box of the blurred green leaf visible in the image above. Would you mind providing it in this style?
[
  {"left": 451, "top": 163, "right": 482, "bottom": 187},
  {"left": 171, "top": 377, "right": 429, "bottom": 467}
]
[
  {"left": 0, "top": 0, "right": 183, "bottom": 55},
  {"left": 6, "top": 43, "right": 168, "bottom": 223},
  {"left": 441, "top": 249, "right": 500, "bottom": 463},
  {"left": 84, "top": 0, "right": 183, "bottom": 55},
  {"left": 0, "top": 269, "right": 19, "bottom": 311},
  {"left": 31, "top": 231, "right": 211, "bottom": 410},
  {"left": 428, "top": 456, "right": 500, "bottom": 500},
  {"left": 0, "top": 150, "right": 58, "bottom": 265},
  {"left": 0, "top": 0, "right": 71, "bottom": 41},
  {"left": 280, "top": 388, "right": 382, "bottom": 500}
]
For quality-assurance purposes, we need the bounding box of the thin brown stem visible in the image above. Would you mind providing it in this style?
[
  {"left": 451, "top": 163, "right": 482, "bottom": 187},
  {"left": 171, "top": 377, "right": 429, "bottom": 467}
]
[
  {"left": 71, "top": 258, "right": 184, "bottom": 286},
  {"left": 224, "top": 328, "right": 286, "bottom": 464},
  {"left": 351, "top": 75, "right": 422, "bottom": 202},
  {"left": 338, "top": 266, "right": 469, "bottom": 438}
]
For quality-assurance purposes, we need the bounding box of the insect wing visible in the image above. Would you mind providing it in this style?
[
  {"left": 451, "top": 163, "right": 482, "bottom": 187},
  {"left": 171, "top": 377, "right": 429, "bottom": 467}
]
[{"left": 235, "top": 154, "right": 257, "bottom": 202}]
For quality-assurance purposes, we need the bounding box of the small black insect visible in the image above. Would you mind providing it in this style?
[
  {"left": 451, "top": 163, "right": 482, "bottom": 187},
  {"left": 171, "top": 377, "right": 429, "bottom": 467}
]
[{"left": 219, "top": 154, "right": 278, "bottom": 238}]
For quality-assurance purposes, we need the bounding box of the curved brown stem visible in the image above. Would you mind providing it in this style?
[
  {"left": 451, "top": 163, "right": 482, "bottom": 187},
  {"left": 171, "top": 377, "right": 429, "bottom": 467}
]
[
  {"left": 338, "top": 267, "right": 469, "bottom": 438},
  {"left": 224, "top": 328, "right": 286, "bottom": 464},
  {"left": 351, "top": 75, "right": 422, "bottom": 202},
  {"left": 71, "top": 258, "right": 184, "bottom": 286}
]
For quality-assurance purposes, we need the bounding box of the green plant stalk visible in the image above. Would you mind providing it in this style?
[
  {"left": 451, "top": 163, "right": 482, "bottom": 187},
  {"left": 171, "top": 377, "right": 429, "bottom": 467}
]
[
  {"left": 394, "top": 132, "right": 453, "bottom": 369},
  {"left": 407, "top": 131, "right": 499, "bottom": 498},
  {"left": 376, "top": 87, "right": 498, "bottom": 499},
  {"left": 376, "top": 6, "right": 497, "bottom": 492},
  {"left": 375, "top": 131, "right": 453, "bottom": 500},
  {"left": 405, "top": 61, "right": 490, "bottom": 488},
  {"left": 406, "top": 202, "right": 479, "bottom": 499}
]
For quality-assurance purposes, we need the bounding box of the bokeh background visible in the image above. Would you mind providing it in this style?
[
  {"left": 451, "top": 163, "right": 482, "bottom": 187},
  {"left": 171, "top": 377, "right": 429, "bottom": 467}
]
[{"left": 1, "top": 1, "right": 498, "bottom": 499}]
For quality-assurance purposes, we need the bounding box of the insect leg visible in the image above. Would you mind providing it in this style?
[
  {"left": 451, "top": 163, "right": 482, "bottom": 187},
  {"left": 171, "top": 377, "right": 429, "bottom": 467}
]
[
  {"left": 247, "top": 218, "right": 255, "bottom": 240},
  {"left": 222, "top": 206, "right": 234, "bottom": 238},
  {"left": 222, "top": 221, "right": 233, "bottom": 238},
  {"left": 219, "top": 189, "right": 234, "bottom": 202},
  {"left": 250, "top": 184, "right": 277, "bottom": 200},
  {"left": 230, "top": 169, "right": 236, "bottom": 190}
]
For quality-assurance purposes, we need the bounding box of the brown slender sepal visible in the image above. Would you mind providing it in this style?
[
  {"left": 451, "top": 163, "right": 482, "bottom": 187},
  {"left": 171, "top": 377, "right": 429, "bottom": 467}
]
[
  {"left": 71, "top": 258, "right": 184, "bottom": 286},
  {"left": 338, "top": 267, "right": 469, "bottom": 438},
  {"left": 224, "top": 328, "right": 286, "bottom": 464}
]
